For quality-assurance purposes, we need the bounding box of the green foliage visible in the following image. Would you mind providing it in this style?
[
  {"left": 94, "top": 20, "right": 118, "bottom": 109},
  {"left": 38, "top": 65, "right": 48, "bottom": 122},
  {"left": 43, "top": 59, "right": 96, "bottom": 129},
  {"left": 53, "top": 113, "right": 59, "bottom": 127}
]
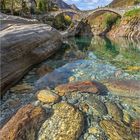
[
  {"left": 64, "top": 15, "right": 72, "bottom": 26},
  {"left": 124, "top": 8, "right": 140, "bottom": 17},
  {"left": 53, "top": 14, "right": 65, "bottom": 30},
  {"left": 53, "top": 14, "right": 72, "bottom": 30},
  {"left": 0, "top": 0, "right": 6, "bottom": 10},
  {"left": 109, "top": 0, "right": 138, "bottom": 8},
  {"left": 104, "top": 14, "right": 120, "bottom": 28},
  {"left": 37, "top": 0, "right": 47, "bottom": 13},
  {"left": 1, "top": 0, "right": 57, "bottom": 15},
  {"left": 134, "top": 0, "right": 140, "bottom": 4}
]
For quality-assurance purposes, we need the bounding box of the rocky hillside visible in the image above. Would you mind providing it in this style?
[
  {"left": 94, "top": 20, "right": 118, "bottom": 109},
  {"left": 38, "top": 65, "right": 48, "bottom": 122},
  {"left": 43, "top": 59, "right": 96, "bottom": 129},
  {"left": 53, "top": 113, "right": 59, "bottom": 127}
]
[
  {"left": 75, "top": 12, "right": 121, "bottom": 36},
  {"left": 108, "top": 0, "right": 140, "bottom": 7},
  {"left": 52, "top": 0, "right": 79, "bottom": 10},
  {"left": 108, "top": 8, "right": 140, "bottom": 38},
  {"left": 52, "top": 0, "right": 72, "bottom": 9},
  {"left": 70, "top": 4, "right": 80, "bottom": 10}
]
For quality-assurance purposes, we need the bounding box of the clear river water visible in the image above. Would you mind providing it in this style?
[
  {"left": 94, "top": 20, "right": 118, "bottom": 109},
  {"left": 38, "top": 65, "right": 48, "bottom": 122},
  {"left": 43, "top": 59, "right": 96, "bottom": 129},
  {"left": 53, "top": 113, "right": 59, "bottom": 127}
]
[{"left": 1, "top": 36, "right": 140, "bottom": 139}]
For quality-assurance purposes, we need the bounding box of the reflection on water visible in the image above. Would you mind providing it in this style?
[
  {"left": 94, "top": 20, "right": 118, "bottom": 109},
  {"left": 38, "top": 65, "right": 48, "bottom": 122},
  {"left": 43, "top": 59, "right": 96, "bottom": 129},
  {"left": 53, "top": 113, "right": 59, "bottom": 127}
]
[{"left": 65, "top": 36, "right": 140, "bottom": 74}]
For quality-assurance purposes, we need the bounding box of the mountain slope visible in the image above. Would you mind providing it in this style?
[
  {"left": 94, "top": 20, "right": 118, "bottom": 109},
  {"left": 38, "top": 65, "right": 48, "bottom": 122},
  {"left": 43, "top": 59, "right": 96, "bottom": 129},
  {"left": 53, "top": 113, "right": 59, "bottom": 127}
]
[
  {"left": 109, "top": 0, "right": 140, "bottom": 7},
  {"left": 52, "top": 0, "right": 72, "bottom": 9},
  {"left": 52, "top": 0, "right": 80, "bottom": 10},
  {"left": 70, "top": 4, "right": 80, "bottom": 10}
]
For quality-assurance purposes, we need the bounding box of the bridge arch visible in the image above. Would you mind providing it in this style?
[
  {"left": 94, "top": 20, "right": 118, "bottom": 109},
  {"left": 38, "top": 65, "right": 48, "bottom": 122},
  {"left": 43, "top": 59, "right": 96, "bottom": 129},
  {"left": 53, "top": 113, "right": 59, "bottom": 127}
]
[{"left": 85, "top": 8, "right": 122, "bottom": 19}]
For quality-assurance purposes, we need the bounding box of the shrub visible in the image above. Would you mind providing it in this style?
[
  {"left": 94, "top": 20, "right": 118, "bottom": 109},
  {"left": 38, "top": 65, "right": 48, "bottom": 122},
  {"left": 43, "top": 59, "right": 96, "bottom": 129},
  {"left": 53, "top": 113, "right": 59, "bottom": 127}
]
[
  {"left": 124, "top": 8, "right": 140, "bottom": 17},
  {"left": 64, "top": 15, "right": 72, "bottom": 25},
  {"left": 104, "top": 14, "right": 120, "bottom": 28}
]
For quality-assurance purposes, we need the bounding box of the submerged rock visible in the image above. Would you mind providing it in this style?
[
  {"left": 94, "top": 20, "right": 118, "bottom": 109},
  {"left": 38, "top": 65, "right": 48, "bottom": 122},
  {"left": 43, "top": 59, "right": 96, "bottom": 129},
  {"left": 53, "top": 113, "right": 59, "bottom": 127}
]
[
  {"left": 123, "top": 110, "right": 132, "bottom": 124},
  {"left": 10, "top": 83, "right": 33, "bottom": 93},
  {"left": 0, "top": 104, "right": 46, "bottom": 140},
  {"left": 35, "top": 59, "right": 120, "bottom": 90},
  {"left": 37, "top": 89, "right": 60, "bottom": 104},
  {"left": 55, "top": 81, "right": 99, "bottom": 96},
  {"left": 106, "top": 102, "right": 123, "bottom": 122},
  {"left": 36, "top": 64, "right": 54, "bottom": 77},
  {"left": 0, "top": 13, "right": 62, "bottom": 96},
  {"left": 86, "top": 95, "right": 108, "bottom": 116},
  {"left": 131, "top": 119, "right": 140, "bottom": 136},
  {"left": 121, "top": 97, "right": 140, "bottom": 115},
  {"left": 103, "top": 80, "right": 140, "bottom": 98},
  {"left": 100, "top": 120, "right": 134, "bottom": 140},
  {"left": 38, "top": 102, "right": 84, "bottom": 140}
]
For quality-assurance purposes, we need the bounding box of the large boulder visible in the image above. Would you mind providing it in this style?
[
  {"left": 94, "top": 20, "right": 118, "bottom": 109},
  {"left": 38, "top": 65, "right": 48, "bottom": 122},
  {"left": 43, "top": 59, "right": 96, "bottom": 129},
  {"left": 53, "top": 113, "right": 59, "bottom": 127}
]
[
  {"left": 100, "top": 120, "right": 134, "bottom": 140},
  {"left": 0, "top": 104, "right": 46, "bottom": 140},
  {"left": 38, "top": 102, "right": 84, "bottom": 140},
  {"left": 55, "top": 81, "right": 99, "bottom": 96},
  {"left": 0, "top": 13, "right": 62, "bottom": 96}
]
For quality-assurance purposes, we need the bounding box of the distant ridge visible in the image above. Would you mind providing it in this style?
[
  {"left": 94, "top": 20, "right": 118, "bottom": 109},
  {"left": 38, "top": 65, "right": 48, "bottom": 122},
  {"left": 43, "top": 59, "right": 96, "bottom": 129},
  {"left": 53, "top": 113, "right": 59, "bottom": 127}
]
[
  {"left": 52, "top": 0, "right": 80, "bottom": 10},
  {"left": 70, "top": 4, "right": 80, "bottom": 10}
]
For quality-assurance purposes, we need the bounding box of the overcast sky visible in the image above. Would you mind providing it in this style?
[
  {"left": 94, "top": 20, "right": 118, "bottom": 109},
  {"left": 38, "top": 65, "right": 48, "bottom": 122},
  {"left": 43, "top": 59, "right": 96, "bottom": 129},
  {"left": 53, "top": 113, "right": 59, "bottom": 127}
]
[{"left": 63, "top": 0, "right": 113, "bottom": 10}]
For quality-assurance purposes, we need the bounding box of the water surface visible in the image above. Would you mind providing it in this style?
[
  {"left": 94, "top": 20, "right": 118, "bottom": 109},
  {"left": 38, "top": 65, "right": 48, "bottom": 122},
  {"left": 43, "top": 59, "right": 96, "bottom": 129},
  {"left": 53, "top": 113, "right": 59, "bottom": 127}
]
[{"left": 1, "top": 36, "right": 140, "bottom": 132}]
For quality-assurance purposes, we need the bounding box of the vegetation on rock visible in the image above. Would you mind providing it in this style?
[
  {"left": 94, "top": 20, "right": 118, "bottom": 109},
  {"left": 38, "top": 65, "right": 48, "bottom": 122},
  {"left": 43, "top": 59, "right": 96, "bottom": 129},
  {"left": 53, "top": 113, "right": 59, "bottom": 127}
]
[
  {"left": 109, "top": 0, "right": 140, "bottom": 8},
  {"left": 124, "top": 8, "right": 140, "bottom": 17},
  {"left": 53, "top": 13, "right": 72, "bottom": 30}
]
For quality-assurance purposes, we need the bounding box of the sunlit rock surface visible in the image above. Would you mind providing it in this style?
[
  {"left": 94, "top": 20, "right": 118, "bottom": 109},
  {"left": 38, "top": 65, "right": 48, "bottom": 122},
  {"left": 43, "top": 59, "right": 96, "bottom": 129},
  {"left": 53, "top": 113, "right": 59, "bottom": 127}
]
[{"left": 0, "top": 13, "right": 62, "bottom": 95}]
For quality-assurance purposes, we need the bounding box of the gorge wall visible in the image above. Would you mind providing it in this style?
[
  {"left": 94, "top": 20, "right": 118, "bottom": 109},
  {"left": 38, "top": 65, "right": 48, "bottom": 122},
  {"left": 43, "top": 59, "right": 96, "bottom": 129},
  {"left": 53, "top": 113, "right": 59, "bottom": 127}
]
[{"left": 74, "top": 9, "right": 140, "bottom": 39}]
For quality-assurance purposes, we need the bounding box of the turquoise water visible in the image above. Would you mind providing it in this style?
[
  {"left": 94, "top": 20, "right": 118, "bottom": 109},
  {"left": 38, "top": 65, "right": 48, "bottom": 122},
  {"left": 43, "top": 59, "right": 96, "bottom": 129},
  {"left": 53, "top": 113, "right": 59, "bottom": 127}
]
[
  {"left": 65, "top": 36, "right": 140, "bottom": 75},
  {"left": 1, "top": 36, "right": 140, "bottom": 139}
]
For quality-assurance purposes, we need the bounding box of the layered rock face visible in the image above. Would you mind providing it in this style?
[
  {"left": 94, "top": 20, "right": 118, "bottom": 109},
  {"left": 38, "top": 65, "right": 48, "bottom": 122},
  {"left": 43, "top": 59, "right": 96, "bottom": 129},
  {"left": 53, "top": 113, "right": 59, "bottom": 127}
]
[
  {"left": 0, "top": 13, "right": 62, "bottom": 96},
  {"left": 108, "top": 16, "right": 140, "bottom": 38}
]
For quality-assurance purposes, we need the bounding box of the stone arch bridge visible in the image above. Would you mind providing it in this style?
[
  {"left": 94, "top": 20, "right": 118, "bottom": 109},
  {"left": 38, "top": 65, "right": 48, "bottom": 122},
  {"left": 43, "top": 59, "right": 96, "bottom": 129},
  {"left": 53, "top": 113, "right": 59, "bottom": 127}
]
[{"left": 40, "top": 5, "right": 139, "bottom": 21}]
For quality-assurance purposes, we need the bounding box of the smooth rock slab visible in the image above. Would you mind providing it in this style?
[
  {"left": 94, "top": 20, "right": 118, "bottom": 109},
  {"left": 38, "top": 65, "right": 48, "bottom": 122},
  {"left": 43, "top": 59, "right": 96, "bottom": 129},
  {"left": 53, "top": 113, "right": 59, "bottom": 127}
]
[
  {"left": 55, "top": 81, "right": 99, "bottom": 96},
  {"left": 0, "top": 104, "right": 46, "bottom": 140},
  {"left": 100, "top": 120, "right": 134, "bottom": 140},
  {"left": 1, "top": 13, "right": 62, "bottom": 96},
  {"left": 37, "top": 89, "right": 60, "bottom": 103},
  {"left": 10, "top": 83, "right": 33, "bottom": 93},
  {"left": 103, "top": 80, "right": 140, "bottom": 98},
  {"left": 38, "top": 102, "right": 84, "bottom": 140}
]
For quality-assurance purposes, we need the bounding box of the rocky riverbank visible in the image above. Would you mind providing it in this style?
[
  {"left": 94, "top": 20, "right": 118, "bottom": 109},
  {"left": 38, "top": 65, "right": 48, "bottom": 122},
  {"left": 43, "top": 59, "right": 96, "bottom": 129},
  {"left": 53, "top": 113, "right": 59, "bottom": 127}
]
[
  {"left": 0, "top": 13, "right": 62, "bottom": 96},
  {"left": 0, "top": 8, "right": 140, "bottom": 140},
  {"left": 1, "top": 50, "right": 140, "bottom": 140},
  {"left": 108, "top": 15, "right": 140, "bottom": 38}
]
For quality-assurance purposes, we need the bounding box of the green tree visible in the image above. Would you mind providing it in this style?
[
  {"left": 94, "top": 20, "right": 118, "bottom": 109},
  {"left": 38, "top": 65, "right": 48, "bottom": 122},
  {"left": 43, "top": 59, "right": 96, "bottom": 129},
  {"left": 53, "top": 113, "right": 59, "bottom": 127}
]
[
  {"left": 0, "top": 0, "right": 6, "bottom": 11},
  {"left": 37, "top": 0, "right": 46, "bottom": 13}
]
